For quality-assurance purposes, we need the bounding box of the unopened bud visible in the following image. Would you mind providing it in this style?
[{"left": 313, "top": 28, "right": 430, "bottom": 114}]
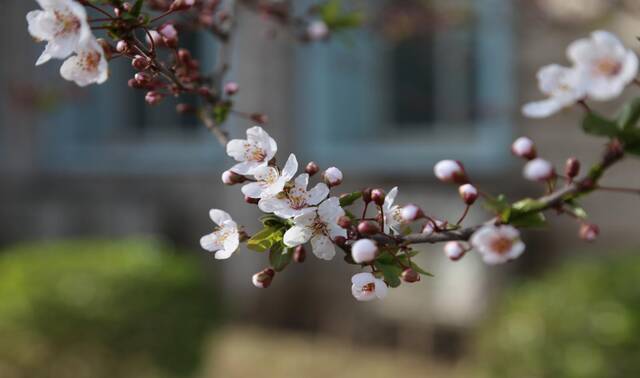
[
  {"left": 134, "top": 72, "right": 152, "bottom": 85},
  {"left": 224, "top": 82, "right": 239, "bottom": 96},
  {"left": 565, "top": 157, "right": 580, "bottom": 179},
  {"left": 401, "top": 268, "right": 420, "bottom": 283},
  {"left": 252, "top": 268, "right": 275, "bottom": 288},
  {"left": 444, "top": 241, "right": 466, "bottom": 261},
  {"left": 323, "top": 167, "right": 343, "bottom": 187},
  {"left": 400, "top": 204, "right": 424, "bottom": 222},
  {"left": 307, "top": 20, "right": 330, "bottom": 40},
  {"left": 170, "top": 0, "right": 195, "bottom": 11},
  {"left": 250, "top": 113, "right": 268, "bottom": 124},
  {"left": 523, "top": 158, "right": 555, "bottom": 181},
  {"left": 116, "top": 40, "right": 129, "bottom": 53},
  {"left": 362, "top": 188, "right": 373, "bottom": 204},
  {"left": 221, "top": 170, "right": 246, "bottom": 185},
  {"left": 176, "top": 103, "right": 195, "bottom": 114},
  {"left": 145, "top": 91, "right": 164, "bottom": 105},
  {"left": 128, "top": 78, "right": 143, "bottom": 89},
  {"left": 579, "top": 223, "right": 599, "bottom": 242},
  {"left": 357, "top": 220, "right": 380, "bottom": 236},
  {"left": 351, "top": 239, "right": 378, "bottom": 263},
  {"left": 434, "top": 160, "right": 467, "bottom": 184},
  {"left": 293, "top": 245, "right": 306, "bottom": 263},
  {"left": 422, "top": 220, "right": 446, "bottom": 235},
  {"left": 370, "top": 189, "right": 385, "bottom": 206},
  {"left": 305, "top": 161, "right": 319, "bottom": 176},
  {"left": 132, "top": 55, "right": 148, "bottom": 70},
  {"left": 511, "top": 137, "right": 537, "bottom": 160},
  {"left": 337, "top": 215, "right": 352, "bottom": 229},
  {"left": 334, "top": 235, "right": 347, "bottom": 247},
  {"left": 245, "top": 195, "right": 259, "bottom": 204},
  {"left": 458, "top": 184, "right": 478, "bottom": 205},
  {"left": 158, "top": 23, "right": 178, "bottom": 48}
]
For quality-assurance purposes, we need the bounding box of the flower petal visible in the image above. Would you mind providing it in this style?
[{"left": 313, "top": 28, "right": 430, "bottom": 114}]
[
  {"left": 209, "top": 209, "right": 232, "bottom": 226},
  {"left": 241, "top": 182, "right": 265, "bottom": 198},
  {"left": 306, "top": 183, "right": 330, "bottom": 206},
  {"left": 200, "top": 233, "right": 221, "bottom": 252},
  {"left": 310, "top": 234, "right": 335, "bottom": 260},
  {"left": 283, "top": 225, "right": 312, "bottom": 247},
  {"left": 281, "top": 154, "right": 298, "bottom": 181}
]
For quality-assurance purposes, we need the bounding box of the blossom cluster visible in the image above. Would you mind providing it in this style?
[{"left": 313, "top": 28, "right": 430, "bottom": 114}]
[
  {"left": 28, "top": 0, "right": 108, "bottom": 86},
  {"left": 523, "top": 30, "right": 638, "bottom": 118},
  {"left": 200, "top": 126, "right": 529, "bottom": 301}
]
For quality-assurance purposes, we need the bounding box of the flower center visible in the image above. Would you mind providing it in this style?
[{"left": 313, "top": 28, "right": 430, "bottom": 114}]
[
  {"left": 594, "top": 58, "right": 621, "bottom": 77},
  {"left": 286, "top": 187, "right": 308, "bottom": 210},
  {"left": 489, "top": 236, "right": 513, "bottom": 255},
  {"left": 311, "top": 216, "right": 327, "bottom": 235},
  {"left": 361, "top": 283, "right": 375, "bottom": 293},
  {"left": 77, "top": 50, "right": 101, "bottom": 73},
  {"left": 244, "top": 142, "right": 267, "bottom": 162},
  {"left": 54, "top": 10, "right": 81, "bottom": 36}
]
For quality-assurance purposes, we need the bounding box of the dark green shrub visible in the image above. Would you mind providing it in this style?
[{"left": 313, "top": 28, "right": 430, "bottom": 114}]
[
  {"left": 0, "top": 239, "right": 220, "bottom": 378},
  {"left": 475, "top": 252, "right": 640, "bottom": 378}
]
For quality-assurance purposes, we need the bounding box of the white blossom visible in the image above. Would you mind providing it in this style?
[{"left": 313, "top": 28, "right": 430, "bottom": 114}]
[
  {"left": 351, "top": 272, "right": 388, "bottom": 302},
  {"left": 323, "top": 167, "right": 343, "bottom": 187},
  {"left": 258, "top": 172, "right": 329, "bottom": 219},
  {"left": 226, "top": 126, "right": 277, "bottom": 175},
  {"left": 59, "top": 37, "right": 109, "bottom": 87},
  {"left": 458, "top": 184, "right": 478, "bottom": 205},
  {"left": 522, "top": 64, "right": 586, "bottom": 118},
  {"left": 242, "top": 153, "right": 298, "bottom": 199},
  {"left": 523, "top": 158, "right": 554, "bottom": 181},
  {"left": 27, "top": 0, "right": 93, "bottom": 66},
  {"left": 422, "top": 219, "right": 446, "bottom": 236},
  {"left": 283, "top": 197, "right": 346, "bottom": 261},
  {"left": 382, "top": 187, "right": 403, "bottom": 234},
  {"left": 200, "top": 209, "right": 240, "bottom": 260},
  {"left": 351, "top": 239, "right": 378, "bottom": 264},
  {"left": 567, "top": 30, "right": 638, "bottom": 101},
  {"left": 511, "top": 137, "right": 536, "bottom": 159},
  {"left": 470, "top": 224, "right": 525, "bottom": 265},
  {"left": 444, "top": 241, "right": 466, "bottom": 261},
  {"left": 307, "top": 20, "right": 329, "bottom": 40}
]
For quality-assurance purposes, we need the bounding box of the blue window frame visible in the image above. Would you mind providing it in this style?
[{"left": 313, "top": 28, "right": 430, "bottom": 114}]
[{"left": 294, "top": 0, "right": 515, "bottom": 175}]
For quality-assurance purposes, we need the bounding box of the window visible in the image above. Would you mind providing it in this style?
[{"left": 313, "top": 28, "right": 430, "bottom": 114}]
[
  {"left": 37, "top": 32, "right": 225, "bottom": 174},
  {"left": 294, "top": 0, "right": 515, "bottom": 175}
]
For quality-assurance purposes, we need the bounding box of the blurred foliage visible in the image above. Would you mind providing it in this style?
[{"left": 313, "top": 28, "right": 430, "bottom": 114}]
[
  {"left": 0, "top": 239, "right": 220, "bottom": 378},
  {"left": 475, "top": 251, "right": 640, "bottom": 378}
]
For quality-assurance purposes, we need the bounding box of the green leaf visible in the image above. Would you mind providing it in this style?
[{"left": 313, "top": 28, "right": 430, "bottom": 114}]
[
  {"left": 247, "top": 226, "right": 284, "bottom": 253},
  {"left": 319, "top": 0, "right": 341, "bottom": 23},
  {"left": 625, "top": 143, "right": 640, "bottom": 156},
  {"left": 511, "top": 198, "right": 545, "bottom": 213},
  {"left": 508, "top": 212, "right": 547, "bottom": 228},
  {"left": 213, "top": 102, "right": 232, "bottom": 124},
  {"left": 565, "top": 200, "right": 588, "bottom": 219},
  {"left": 131, "top": 0, "right": 144, "bottom": 17},
  {"left": 410, "top": 262, "right": 433, "bottom": 277},
  {"left": 582, "top": 112, "right": 619, "bottom": 138},
  {"left": 374, "top": 262, "right": 402, "bottom": 288},
  {"left": 269, "top": 244, "right": 292, "bottom": 272},
  {"left": 616, "top": 98, "right": 640, "bottom": 131},
  {"left": 483, "top": 194, "right": 510, "bottom": 214},
  {"left": 339, "top": 191, "right": 362, "bottom": 207},
  {"left": 259, "top": 214, "right": 288, "bottom": 228},
  {"left": 375, "top": 251, "right": 395, "bottom": 265}
]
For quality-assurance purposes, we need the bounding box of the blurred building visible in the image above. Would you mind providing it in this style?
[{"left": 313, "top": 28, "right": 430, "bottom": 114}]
[{"left": 1, "top": 0, "right": 639, "bottom": 359}]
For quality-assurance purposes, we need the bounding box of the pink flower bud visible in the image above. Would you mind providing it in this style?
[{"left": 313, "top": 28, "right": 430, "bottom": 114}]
[
  {"left": 132, "top": 55, "right": 148, "bottom": 70},
  {"left": 523, "top": 158, "right": 555, "bottom": 181},
  {"left": 158, "top": 23, "right": 178, "bottom": 48},
  {"left": 307, "top": 20, "right": 330, "bottom": 40},
  {"left": 434, "top": 160, "right": 467, "bottom": 184},
  {"left": 334, "top": 236, "right": 347, "bottom": 247},
  {"left": 323, "top": 167, "right": 343, "bottom": 187},
  {"left": 511, "top": 137, "right": 536, "bottom": 160},
  {"left": 362, "top": 188, "right": 373, "bottom": 204},
  {"left": 305, "top": 161, "right": 319, "bottom": 176},
  {"left": 337, "top": 215, "right": 352, "bottom": 229},
  {"left": 444, "top": 241, "right": 466, "bottom": 261},
  {"left": 116, "top": 40, "right": 129, "bottom": 53},
  {"left": 252, "top": 268, "right": 275, "bottom": 288},
  {"left": 370, "top": 189, "right": 385, "bottom": 206},
  {"left": 134, "top": 72, "right": 152, "bottom": 85},
  {"left": 351, "top": 239, "right": 378, "bottom": 264},
  {"left": 176, "top": 103, "right": 195, "bottom": 114},
  {"left": 565, "top": 157, "right": 580, "bottom": 179},
  {"left": 145, "top": 91, "right": 164, "bottom": 105},
  {"left": 357, "top": 220, "right": 380, "bottom": 236},
  {"left": 245, "top": 196, "right": 259, "bottom": 204},
  {"left": 400, "top": 204, "right": 424, "bottom": 222},
  {"left": 146, "top": 30, "right": 163, "bottom": 47},
  {"left": 458, "top": 184, "right": 478, "bottom": 205},
  {"left": 293, "top": 245, "right": 306, "bottom": 263},
  {"left": 401, "top": 268, "right": 420, "bottom": 283},
  {"left": 170, "top": 0, "right": 195, "bottom": 11},
  {"left": 221, "top": 170, "right": 246, "bottom": 185},
  {"left": 579, "top": 223, "right": 599, "bottom": 242},
  {"left": 422, "top": 219, "right": 446, "bottom": 235},
  {"left": 224, "top": 82, "right": 239, "bottom": 95}
]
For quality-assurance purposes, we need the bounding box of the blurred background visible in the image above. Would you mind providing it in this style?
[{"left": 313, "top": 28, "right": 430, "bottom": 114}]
[{"left": 1, "top": 0, "right": 640, "bottom": 377}]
